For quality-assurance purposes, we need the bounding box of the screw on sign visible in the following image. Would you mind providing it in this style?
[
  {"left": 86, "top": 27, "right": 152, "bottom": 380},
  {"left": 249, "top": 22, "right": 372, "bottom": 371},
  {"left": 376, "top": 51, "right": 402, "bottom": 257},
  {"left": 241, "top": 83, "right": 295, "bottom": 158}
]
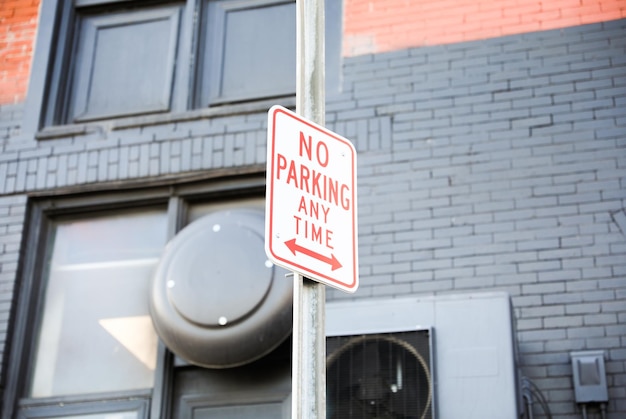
[{"left": 265, "top": 105, "right": 358, "bottom": 293}]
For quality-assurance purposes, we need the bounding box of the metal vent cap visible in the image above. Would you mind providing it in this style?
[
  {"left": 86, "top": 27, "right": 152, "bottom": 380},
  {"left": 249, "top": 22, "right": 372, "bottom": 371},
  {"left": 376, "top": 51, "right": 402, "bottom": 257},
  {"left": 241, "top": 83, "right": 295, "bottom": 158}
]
[{"left": 150, "top": 209, "right": 292, "bottom": 368}]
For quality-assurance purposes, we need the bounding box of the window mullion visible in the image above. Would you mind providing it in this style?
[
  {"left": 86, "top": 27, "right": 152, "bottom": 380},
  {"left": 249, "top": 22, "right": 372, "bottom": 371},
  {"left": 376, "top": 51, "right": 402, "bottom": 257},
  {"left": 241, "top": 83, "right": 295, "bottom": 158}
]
[
  {"left": 173, "top": 0, "right": 201, "bottom": 112},
  {"left": 149, "top": 195, "right": 188, "bottom": 419}
]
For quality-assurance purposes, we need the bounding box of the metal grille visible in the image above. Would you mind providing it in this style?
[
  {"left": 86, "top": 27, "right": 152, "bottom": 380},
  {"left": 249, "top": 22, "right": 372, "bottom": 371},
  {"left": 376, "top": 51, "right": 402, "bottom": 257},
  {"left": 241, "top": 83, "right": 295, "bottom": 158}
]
[{"left": 326, "top": 330, "right": 433, "bottom": 419}]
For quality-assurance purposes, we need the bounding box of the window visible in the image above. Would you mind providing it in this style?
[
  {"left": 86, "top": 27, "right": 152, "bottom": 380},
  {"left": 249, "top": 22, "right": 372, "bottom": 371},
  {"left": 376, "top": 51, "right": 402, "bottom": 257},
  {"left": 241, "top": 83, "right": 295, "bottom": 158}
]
[
  {"left": 3, "top": 179, "right": 271, "bottom": 419},
  {"left": 32, "top": 0, "right": 340, "bottom": 128},
  {"left": 198, "top": 0, "right": 296, "bottom": 106},
  {"left": 67, "top": 6, "right": 183, "bottom": 122},
  {"left": 30, "top": 211, "right": 168, "bottom": 397},
  {"left": 12, "top": 207, "right": 168, "bottom": 419}
]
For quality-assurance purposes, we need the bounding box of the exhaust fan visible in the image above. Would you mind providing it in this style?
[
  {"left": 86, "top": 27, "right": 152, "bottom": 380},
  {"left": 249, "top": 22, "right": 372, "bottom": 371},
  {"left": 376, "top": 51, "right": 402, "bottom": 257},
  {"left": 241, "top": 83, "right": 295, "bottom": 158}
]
[{"left": 327, "top": 330, "right": 434, "bottom": 419}]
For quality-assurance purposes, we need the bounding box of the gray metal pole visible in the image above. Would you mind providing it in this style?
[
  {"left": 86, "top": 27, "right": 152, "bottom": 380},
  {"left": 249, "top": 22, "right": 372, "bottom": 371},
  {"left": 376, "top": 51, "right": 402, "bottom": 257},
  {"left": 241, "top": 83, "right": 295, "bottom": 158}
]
[
  {"left": 292, "top": 272, "right": 326, "bottom": 418},
  {"left": 297, "top": 0, "right": 325, "bottom": 124},
  {"left": 293, "top": 0, "right": 326, "bottom": 418}
]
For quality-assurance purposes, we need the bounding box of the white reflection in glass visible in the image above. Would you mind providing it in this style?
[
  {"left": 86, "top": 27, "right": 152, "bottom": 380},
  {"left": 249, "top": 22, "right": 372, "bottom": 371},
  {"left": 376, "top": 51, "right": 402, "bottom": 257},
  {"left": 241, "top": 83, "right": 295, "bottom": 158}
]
[{"left": 30, "top": 211, "right": 167, "bottom": 397}]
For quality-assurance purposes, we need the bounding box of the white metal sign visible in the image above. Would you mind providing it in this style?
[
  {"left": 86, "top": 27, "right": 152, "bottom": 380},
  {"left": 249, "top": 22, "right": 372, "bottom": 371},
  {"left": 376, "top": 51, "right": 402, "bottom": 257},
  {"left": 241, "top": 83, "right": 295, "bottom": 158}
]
[{"left": 265, "top": 105, "right": 358, "bottom": 293}]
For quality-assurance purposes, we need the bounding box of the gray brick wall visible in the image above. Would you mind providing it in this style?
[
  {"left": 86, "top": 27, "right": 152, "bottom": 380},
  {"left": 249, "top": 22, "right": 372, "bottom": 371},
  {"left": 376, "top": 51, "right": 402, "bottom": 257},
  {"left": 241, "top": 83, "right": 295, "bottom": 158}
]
[
  {"left": 0, "top": 194, "right": 26, "bottom": 373},
  {"left": 0, "top": 19, "right": 624, "bottom": 419},
  {"left": 327, "top": 19, "right": 626, "bottom": 418},
  {"left": 0, "top": 104, "right": 27, "bottom": 381}
]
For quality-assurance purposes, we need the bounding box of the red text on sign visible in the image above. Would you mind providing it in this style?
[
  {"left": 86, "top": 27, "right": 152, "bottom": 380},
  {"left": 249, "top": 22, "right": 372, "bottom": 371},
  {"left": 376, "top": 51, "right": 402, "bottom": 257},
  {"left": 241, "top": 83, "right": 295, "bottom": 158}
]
[
  {"left": 293, "top": 215, "right": 334, "bottom": 249},
  {"left": 299, "top": 132, "right": 329, "bottom": 167},
  {"left": 275, "top": 162, "right": 351, "bottom": 211}
]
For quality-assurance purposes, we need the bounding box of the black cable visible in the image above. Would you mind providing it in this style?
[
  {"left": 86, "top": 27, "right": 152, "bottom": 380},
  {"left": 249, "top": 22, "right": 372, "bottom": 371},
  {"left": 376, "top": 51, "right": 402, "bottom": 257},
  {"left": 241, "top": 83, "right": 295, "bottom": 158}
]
[
  {"left": 521, "top": 376, "right": 552, "bottom": 419},
  {"left": 522, "top": 389, "right": 534, "bottom": 419}
]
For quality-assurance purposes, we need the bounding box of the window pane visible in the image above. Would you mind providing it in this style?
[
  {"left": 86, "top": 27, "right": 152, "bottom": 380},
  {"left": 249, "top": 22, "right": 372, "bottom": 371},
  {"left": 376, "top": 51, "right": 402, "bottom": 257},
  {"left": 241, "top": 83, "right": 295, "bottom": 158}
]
[
  {"left": 30, "top": 210, "right": 168, "bottom": 397},
  {"left": 69, "top": 6, "right": 181, "bottom": 122},
  {"left": 187, "top": 197, "right": 264, "bottom": 224},
  {"left": 202, "top": 0, "right": 296, "bottom": 105}
]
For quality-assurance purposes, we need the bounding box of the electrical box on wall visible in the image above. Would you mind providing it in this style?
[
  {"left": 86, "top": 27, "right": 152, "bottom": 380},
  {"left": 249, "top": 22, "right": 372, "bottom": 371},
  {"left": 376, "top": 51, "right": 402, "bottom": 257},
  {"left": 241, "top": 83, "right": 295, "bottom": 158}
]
[{"left": 570, "top": 351, "right": 609, "bottom": 404}]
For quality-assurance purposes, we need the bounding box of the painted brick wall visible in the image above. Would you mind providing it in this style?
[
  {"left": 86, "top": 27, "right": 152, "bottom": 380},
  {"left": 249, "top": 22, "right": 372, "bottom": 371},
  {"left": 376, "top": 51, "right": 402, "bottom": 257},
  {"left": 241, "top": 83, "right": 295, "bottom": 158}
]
[
  {"left": 3, "top": 1, "right": 625, "bottom": 105},
  {"left": 0, "top": 19, "right": 624, "bottom": 417},
  {"left": 0, "top": 194, "right": 26, "bottom": 380},
  {"left": 0, "top": 0, "right": 40, "bottom": 105},
  {"left": 0, "top": 2, "right": 625, "bottom": 417},
  {"left": 328, "top": 19, "right": 626, "bottom": 418},
  {"left": 344, "top": 0, "right": 626, "bottom": 56},
  {"left": 0, "top": 103, "right": 26, "bottom": 382}
]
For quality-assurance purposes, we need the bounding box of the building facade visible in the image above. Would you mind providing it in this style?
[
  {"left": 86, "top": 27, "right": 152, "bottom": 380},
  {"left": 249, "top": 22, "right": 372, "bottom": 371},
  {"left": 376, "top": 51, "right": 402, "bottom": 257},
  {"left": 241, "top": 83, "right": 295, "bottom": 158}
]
[{"left": 1, "top": 0, "right": 625, "bottom": 418}]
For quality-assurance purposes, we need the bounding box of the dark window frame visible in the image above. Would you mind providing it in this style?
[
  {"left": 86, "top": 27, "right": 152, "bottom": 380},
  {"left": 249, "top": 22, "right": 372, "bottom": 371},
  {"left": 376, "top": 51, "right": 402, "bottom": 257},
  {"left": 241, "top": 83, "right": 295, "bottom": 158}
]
[
  {"left": 42, "top": 0, "right": 194, "bottom": 127},
  {"left": 22, "top": 0, "right": 342, "bottom": 138},
  {"left": 18, "top": 396, "right": 150, "bottom": 419},
  {"left": 196, "top": 0, "right": 298, "bottom": 107},
  {"left": 2, "top": 174, "right": 267, "bottom": 419},
  {"left": 68, "top": 4, "right": 184, "bottom": 122}
]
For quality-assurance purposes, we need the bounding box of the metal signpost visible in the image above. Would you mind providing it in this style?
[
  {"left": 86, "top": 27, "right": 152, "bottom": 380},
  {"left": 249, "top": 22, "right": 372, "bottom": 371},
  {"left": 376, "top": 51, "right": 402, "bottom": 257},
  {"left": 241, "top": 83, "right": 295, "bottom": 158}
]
[{"left": 264, "top": 0, "right": 359, "bottom": 417}]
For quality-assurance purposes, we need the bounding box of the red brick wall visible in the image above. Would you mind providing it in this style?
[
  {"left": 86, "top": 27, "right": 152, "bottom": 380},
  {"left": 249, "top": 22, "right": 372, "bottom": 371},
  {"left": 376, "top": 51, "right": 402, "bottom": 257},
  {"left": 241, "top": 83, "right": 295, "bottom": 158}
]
[
  {"left": 0, "top": 0, "right": 40, "bottom": 105},
  {"left": 1, "top": 0, "right": 625, "bottom": 104},
  {"left": 344, "top": 0, "right": 626, "bottom": 56}
]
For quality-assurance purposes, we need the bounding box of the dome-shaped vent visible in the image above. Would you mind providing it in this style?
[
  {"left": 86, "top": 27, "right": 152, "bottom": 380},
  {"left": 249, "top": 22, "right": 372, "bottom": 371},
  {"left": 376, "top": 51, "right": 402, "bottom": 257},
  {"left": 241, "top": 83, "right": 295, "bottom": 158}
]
[{"left": 150, "top": 209, "right": 292, "bottom": 368}]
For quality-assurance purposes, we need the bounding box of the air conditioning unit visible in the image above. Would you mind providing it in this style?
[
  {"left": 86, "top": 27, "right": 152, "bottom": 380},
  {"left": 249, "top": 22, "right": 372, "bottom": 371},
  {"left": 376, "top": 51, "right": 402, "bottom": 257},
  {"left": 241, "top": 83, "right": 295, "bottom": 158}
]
[
  {"left": 327, "top": 329, "right": 434, "bottom": 419},
  {"left": 326, "top": 292, "right": 521, "bottom": 419}
]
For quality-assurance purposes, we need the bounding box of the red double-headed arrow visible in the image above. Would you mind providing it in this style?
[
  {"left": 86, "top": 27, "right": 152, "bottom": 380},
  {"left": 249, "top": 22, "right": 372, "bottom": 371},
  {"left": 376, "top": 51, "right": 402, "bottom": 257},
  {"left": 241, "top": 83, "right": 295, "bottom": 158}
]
[{"left": 285, "top": 238, "right": 342, "bottom": 271}]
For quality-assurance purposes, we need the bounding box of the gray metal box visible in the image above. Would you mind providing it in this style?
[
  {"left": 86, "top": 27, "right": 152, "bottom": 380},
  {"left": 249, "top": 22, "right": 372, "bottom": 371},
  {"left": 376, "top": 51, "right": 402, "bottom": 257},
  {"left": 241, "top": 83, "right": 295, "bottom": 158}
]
[{"left": 570, "top": 351, "right": 609, "bottom": 403}]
